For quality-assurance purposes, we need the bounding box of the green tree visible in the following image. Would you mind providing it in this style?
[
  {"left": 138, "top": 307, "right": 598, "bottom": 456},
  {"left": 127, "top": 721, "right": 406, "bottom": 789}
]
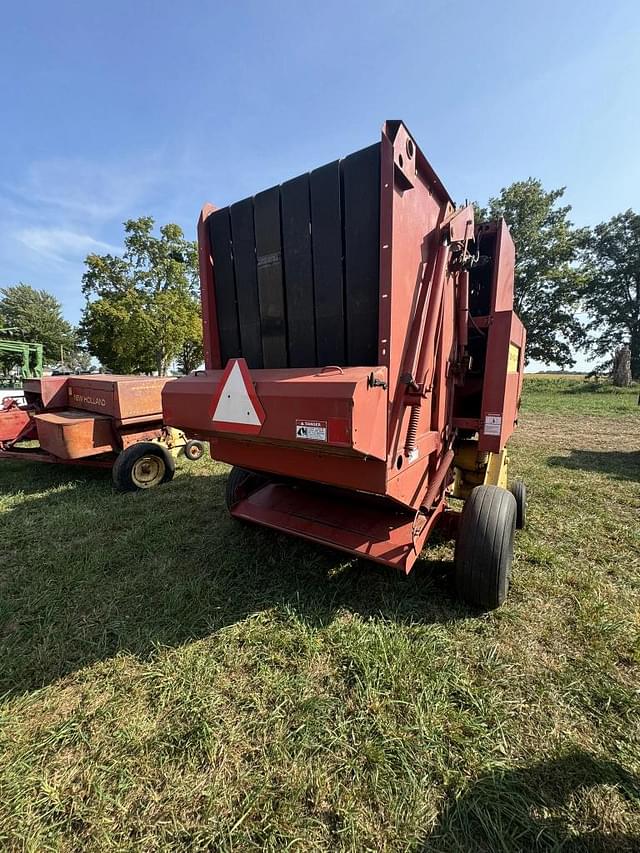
[
  {"left": 480, "top": 180, "right": 587, "bottom": 367},
  {"left": 581, "top": 209, "right": 640, "bottom": 380},
  {"left": 80, "top": 218, "right": 202, "bottom": 375},
  {"left": 177, "top": 328, "right": 204, "bottom": 375},
  {"left": 0, "top": 283, "right": 76, "bottom": 365}
]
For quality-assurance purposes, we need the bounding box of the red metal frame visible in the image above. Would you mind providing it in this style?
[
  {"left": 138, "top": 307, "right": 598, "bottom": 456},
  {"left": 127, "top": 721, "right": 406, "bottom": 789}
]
[
  {"left": 0, "top": 398, "right": 36, "bottom": 445},
  {"left": 163, "top": 120, "right": 525, "bottom": 573}
]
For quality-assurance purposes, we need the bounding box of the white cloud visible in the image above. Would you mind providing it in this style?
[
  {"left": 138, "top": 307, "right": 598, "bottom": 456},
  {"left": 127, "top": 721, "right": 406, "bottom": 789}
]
[
  {"left": 15, "top": 227, "right": 121, "bottom": 265},
  {"left": 5, "top": 153, "right": 167, "bottom": 224},
  {"left": 0, "top": 146, "right": 202, "bottom": 322}
]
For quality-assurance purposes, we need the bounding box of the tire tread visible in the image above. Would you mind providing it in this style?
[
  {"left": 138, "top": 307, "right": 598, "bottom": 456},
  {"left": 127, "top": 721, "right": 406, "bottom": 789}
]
[{"left": 455, "top": 485, "right": 516, "bottom": 609}]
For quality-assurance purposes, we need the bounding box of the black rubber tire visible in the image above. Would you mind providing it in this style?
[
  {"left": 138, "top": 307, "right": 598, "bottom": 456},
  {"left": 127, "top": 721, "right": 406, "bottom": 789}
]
[
  {"left": 184, "top": 439, "right": 205, "bottom": 461},
  {"left": 112, "top": 442, "right": 176, "bottom": 492},
  {"left": 510, "top": 480, "right": 527, "bottom": 529},
  {"left": 224, "top": 466, "right": 267, "bottom": 511},
  {"left": 454, "top": 485, "right": 517, "bottom": 610}
]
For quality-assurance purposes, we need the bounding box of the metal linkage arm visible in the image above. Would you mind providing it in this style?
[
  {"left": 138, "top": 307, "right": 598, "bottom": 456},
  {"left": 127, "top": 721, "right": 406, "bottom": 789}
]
[{"left": 402, "top": 204, "right": 475, "bottom": 457}]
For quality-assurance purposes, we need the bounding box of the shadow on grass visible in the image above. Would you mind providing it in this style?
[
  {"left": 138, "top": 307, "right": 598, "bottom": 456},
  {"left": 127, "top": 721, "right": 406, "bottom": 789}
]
[
  {"left": 548, "top": 449, "right": 640, "bottom": 482},
  {"left": 421, "top": 749, "right": 640, "bottom": 852},
  {"left": 0, "top": 462, "right": 465, "bottom": 696},
  {"left": 0, "top": 458, "right": 113, "bottom": 495}
]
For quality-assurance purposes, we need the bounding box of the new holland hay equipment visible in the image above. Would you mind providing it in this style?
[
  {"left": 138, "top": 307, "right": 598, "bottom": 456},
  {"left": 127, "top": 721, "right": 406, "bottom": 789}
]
[
  {"left": 163, "top": 120, "right": 526, "bottom": 609},
  {"left": 0, "top": 374, "right": 204, "bottom": 490}
]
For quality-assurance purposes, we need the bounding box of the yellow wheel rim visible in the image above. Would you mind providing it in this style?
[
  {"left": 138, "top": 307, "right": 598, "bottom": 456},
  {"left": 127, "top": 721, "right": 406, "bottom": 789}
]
[{"left": 131, "top": 455, "right": 165, "bottom": 488}]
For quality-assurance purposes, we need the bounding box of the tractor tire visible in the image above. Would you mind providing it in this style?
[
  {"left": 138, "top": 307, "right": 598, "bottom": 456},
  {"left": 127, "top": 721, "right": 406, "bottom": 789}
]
[
  {"left": 225, "top": 466, "right": 267, "bottom": 511},
  {"left": 510, "top": 480, "right": 527, "bottom": 529},
  {"left": 184, "top": 439, "right": 205, "bottom": 461},
  {"left": 112, "top": 442, "right": 175, "bottom": 492},
  {"left": 454, "top": 485, "right": 517, "bottom": 610}
]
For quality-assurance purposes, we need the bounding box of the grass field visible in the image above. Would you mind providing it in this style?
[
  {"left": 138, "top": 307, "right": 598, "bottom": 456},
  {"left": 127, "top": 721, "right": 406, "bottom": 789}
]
[{"left": 1, "top": 378, "right": 639, "bottom": 851}]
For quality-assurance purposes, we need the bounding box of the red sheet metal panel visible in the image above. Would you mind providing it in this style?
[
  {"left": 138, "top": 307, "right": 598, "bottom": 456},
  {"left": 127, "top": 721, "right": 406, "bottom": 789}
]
[
  {"left": 24, "top": 374, "right": 174, "bottom": 422},
  {"left": 491, "top": 220, "right": 516, "bottom": 314},
  {"left": 478, "top": 312, "right": 527, "bottom": 452},
  {"left": 231, "top": 481, "right": 445, "bottom": 574},
  {"left": 65, "top": 375, "right": 173, "bottom": 421},
  {"left": 163, "top": 364, "right": 388, "bottom": 462},
  {"left": 0, "top": 405, "right": 33, "bottom": 445},
  {"left": 198, "top": 203, "right": 221, "bottom": 370},
  {"left": 23, "top": 376, "right": 69, "bottom": 408},
  {"left": 35, "top": 410, "right": 116, "bottom": 459}
]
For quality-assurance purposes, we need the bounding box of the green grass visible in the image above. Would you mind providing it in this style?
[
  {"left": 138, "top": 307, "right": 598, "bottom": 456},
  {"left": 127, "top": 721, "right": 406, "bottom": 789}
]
[
  {"left": 522, "top": 375, "right": 639, "bottom": 416},
  {"left": 1, "top": 379, "right": 639, "bottom": 851}
]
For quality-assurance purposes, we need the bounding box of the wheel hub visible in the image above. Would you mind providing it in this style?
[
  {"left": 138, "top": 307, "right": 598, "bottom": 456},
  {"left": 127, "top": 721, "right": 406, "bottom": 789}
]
[{"left": 131, "top": 455, "right": 165, "bottom": 488}]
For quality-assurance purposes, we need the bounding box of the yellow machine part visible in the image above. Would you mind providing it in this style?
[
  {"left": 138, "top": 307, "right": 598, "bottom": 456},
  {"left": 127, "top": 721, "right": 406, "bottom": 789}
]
[
  {"left": 451, "top": 441, "right": 508, "bottom": 500},
  {"left": 153, "top": 427, "right": 189, "bottom": 457},
  {"left": 507, "top": 343, "right": 521, "bottom": 374}
]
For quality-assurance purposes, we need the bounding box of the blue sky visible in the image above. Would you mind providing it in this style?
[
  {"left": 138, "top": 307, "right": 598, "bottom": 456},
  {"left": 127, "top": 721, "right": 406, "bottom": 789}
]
[{"left": 1, "top": 1, "right": 639, "bottom": 370}]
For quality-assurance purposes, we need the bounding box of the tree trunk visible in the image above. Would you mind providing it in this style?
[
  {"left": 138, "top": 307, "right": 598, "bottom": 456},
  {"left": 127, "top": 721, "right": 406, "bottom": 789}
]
[
  {"left": 611, "top": 344, "right": 632, "bottom": 387},
  {"left": 156, "top": 343, "right": 170, "bottom": 376}
]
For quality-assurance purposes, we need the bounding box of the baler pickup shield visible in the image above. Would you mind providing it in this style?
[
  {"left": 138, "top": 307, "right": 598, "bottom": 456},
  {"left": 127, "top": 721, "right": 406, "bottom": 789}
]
[{"left": 231, "top": 481, "right": 444, "bottom": 574}]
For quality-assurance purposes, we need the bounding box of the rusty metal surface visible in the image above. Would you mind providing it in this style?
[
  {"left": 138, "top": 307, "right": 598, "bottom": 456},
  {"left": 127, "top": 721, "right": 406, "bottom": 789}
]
[
  {"left": 23, "top": 376, "right": 69, "bottom": 408},
  {"left": 23, "top": 374, "right": 174, "bottom": 422},
  {"left": 4, "top": 376, "right": 183, "bottom": 472},
  {"left": 118, "top": 426, "right": 166, "bottom": 449},
  {"left": 0, "top": 402, "right": 35, "bottom": 446},
  {"left": 35, "top": 410, "right": 116, "bottom": 459},
  {"left": 65, "top": 375, "right": 173, "bottom": 420}
]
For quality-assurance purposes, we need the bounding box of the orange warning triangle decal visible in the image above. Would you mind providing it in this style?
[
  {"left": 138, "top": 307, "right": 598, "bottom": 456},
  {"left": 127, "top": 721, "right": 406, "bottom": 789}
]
[{"left": 209, "top": 358, "right": 265, "bottom": 435}]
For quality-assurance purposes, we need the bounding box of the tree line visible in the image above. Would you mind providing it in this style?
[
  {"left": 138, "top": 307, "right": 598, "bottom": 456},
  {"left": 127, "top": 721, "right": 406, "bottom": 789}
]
[
  {"left": 478, "top": 181, "right": 639, "bottom": 382},
  {"left": 1, "top": 184, "right": 639, "bottom": 381},
  {"left": 1, "top": 218, "right": 203, "bottom": 378}
]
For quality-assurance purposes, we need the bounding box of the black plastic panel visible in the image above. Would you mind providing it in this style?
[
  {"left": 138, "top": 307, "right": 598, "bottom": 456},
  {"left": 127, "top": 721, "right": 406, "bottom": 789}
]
[
  {"left": 207, "top": 143, "right": 380, "bottom": 369},
  {"left": 310, "top": 160, "right": 345, "bottom": 365},
  {"left": 230, "top": 198, "right": 263, "bottom": 368},
  {"left": 254, "top": 187, "right": 288, "bottom": 368},
  {"left": 342, "top": 144, "right": 380, "bottom": 365},
  {"left": 208, "top": 210, "right": 241, "bottom": 363},
  {"left": 281, "top": 174, "right": 316, "bottom": 367}
]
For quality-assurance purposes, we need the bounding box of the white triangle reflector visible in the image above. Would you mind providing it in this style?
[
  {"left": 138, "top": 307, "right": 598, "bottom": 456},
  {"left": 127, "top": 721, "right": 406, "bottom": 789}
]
[{"left": 210, "top": 358, "right": 265, "bottom": 435}]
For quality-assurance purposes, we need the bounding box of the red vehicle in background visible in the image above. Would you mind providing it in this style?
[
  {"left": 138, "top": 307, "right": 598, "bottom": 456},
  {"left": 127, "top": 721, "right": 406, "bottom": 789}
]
[{"left": 1, "top": 374, "right": 204, "bottom": 491}]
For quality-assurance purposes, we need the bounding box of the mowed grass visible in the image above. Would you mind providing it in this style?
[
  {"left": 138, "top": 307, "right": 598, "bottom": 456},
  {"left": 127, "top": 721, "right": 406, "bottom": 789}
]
[{"left": 0, "top": 379, "right": 638, "bottom": 851}]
